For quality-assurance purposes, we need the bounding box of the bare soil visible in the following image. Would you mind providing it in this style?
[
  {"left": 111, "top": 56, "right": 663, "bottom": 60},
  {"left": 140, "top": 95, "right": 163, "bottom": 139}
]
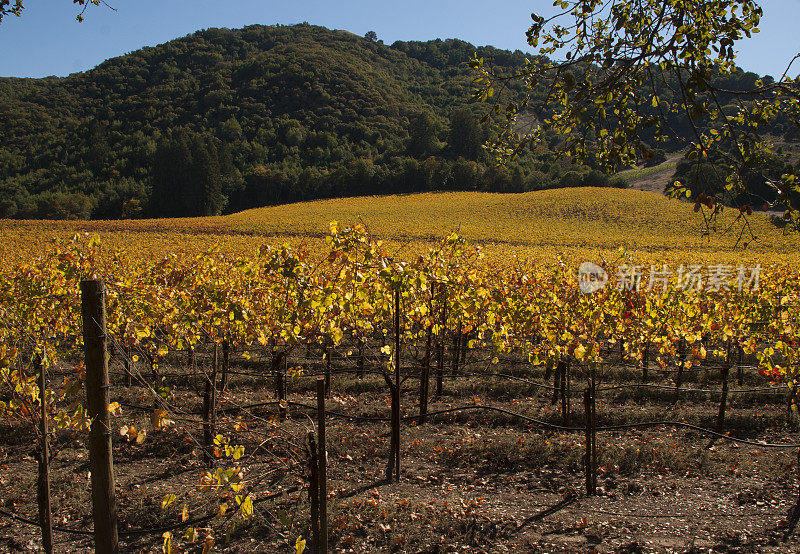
[
  {"left": 619, "top": 155, "right": 684, "bottom": 195},
  {"left": 1, "top": 348, "right": 799, "bottom": 553}
]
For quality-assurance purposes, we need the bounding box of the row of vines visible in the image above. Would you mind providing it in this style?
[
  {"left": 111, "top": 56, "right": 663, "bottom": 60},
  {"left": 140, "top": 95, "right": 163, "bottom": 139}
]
[{"left": 1, "top": 223, "right": 799, "bottom": 551}]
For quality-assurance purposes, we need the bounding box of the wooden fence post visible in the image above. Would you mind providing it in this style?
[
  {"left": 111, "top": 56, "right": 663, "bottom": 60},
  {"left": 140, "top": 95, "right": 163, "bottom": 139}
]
[
  {"left": 451, "top": 323, "right": 461, "bottom": 375},
  {"left": 796, "top": 448, "right": 800, "bottom": 509},
  {"left": 274, "top": 350, "right": 286, "bottom": 420},
  {"left": 675, "top": 338, "right": 686, "bottom": 402},
  {"left": 561, "top": 358, "right": 570, "bottom": 425},
  {"left": 324, "top": 342, "right": 332, "bottom": 398},
  {"left": 81, "top": 279, "right": 119, "bottom": 554},
  {"left": 551, "top": 359, "right": 563, "bottom": 406},
  {"left": 307, "top": 432, "right": 320, "bottom": 554},
  {"left": 392, "top": 287, "right": 401, "bottom": 481},
  {"left": 717, "top": 342, "right": 731, "bottom": 432},
  {"left": 386, "top": 288, "right": 402, "bottom": 481},
  {"left": 584, "top": 387, "right": 595, "bottom": 496},
  {"left": 315, "top": 377, "right": 328, "bottom": 554},
  {"left": 122, "top": 345, "right": 132, "bottom": 388},
  {"left": 219, "top": 339, "right": 230, "bottom": 392},
  {"left": 641, "top": 342, "right": 649, "bottom": 382},
  {"left": 203, "top": 349, "right": 218, "bottom": 467},
  {"left": 35, "top": 354, "right": 53, "bottom": 554},
  {"left": 436, "top": 284, "right": 445, "bottom": 397},
  {"left": 356, "top": 337, "right": 364, "bottom": 379},
  {"left": 737, "top": 341, "right": 744, "bottom": 386},
  {"left": 211, "top": 344, "right": 218, "bottom": 435},
  {"left": 418, "top": 324, "right": 432, "bottom": 425},
  {"left": 590, "top": 376, "right": 597, "bottom": 492}
]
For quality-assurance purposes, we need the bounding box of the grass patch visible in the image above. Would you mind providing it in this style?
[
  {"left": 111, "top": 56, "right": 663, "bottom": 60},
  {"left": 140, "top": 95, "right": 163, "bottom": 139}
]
[{"left": 617, "top": 162, "right": 677, "bottom": 183}]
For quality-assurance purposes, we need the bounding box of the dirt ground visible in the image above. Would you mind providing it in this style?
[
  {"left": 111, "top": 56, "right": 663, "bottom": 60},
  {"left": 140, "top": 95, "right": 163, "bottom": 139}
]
[
  {"left": 1, "top": 349, "right": 799, "bottom": 553},
  {"left": 619, "top": 155, "right": 684, "bottom": 195}
]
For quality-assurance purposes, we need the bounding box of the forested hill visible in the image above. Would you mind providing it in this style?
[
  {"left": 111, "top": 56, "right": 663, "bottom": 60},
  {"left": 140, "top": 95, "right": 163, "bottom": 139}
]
[{"left": 0, "top": 23, "right": 768, "bottom": 220}]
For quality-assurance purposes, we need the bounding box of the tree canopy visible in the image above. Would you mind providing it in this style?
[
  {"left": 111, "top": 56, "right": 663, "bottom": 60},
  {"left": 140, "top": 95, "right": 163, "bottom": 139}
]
[
  {"left": 1, "top": 24, "right": 636, "bottom": 220},
  {"left": 471, "top": 0, "right": 800, "bottom": 238},
  {"left": 0, "top": 0, "right": 103, "bottom": 22},
  {"left": 0, "top": 22, "right": 786, "bottom": 220}
]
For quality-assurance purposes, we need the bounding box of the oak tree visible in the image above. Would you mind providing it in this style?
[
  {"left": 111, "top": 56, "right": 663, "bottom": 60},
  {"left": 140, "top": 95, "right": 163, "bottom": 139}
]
[
  {"left": 471, "top": 0, "right": 800, "bottom": 237},
  {"left": 1, "top": 0, "right": 104, "bottom": 23}
]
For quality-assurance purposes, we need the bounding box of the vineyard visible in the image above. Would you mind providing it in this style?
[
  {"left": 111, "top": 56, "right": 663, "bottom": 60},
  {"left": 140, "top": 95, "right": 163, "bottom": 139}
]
[{"left": 2, "top": 222, "right": 800, "bottom": 552}]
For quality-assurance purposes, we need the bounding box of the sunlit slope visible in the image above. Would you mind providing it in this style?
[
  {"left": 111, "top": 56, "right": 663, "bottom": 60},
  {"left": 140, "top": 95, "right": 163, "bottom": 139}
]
[
  {"left": 6, "top": 188, "right": 796, "bottom": 252},
  {"left": 230, "top": 189, "right": 708, "bottom": 247},
  {"left": 227, "top": 188, "right": 800, "bottom": 252}
]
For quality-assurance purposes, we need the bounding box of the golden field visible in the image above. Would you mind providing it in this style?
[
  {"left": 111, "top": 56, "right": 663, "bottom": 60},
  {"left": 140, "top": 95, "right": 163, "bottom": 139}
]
[{"left": 1, "top": 188, "right": 798, "bottom": 266}]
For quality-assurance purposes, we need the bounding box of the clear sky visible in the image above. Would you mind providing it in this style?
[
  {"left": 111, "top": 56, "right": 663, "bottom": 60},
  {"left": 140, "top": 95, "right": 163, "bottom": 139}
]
[{"left": 1, "top": 0, "right": 799, "bottom": 79}]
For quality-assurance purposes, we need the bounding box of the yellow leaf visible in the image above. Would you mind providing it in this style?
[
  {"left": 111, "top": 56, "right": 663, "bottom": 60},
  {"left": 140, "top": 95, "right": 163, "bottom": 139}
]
[
  {"left": 295, "top": 536, "right": 307, "bottom": 554},
  {"left": 238, "top": 495, "right": 253, "bottom": 519},
  {"left": 161, "top": 493, "right": 176, "bottom": 510},
  {"left": 151, "top": 410, "right": 174, "bottom": 430},
  {"left": 232, "top": 445, "right": 244, "bottom": 460},
  {"left": 162, "top": 531, "right": 172, "bottom": 554},
  {"left": 107, "top": 402, "right": 121, "bottom": 416},
  {"left": 181, "top": 505, "right": 189, "bottom": 522},
  {"left": 185, "top": 527, "right": 198, "bottom": 542},
  {"left": 230, "top": 482, "right": 244, "bottom": 493}
]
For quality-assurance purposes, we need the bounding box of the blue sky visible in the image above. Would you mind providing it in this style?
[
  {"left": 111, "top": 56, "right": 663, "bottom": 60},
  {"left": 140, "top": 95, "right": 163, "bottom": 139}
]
[{"left": 1, "top": 0, "right": 799, "bottom": 79}]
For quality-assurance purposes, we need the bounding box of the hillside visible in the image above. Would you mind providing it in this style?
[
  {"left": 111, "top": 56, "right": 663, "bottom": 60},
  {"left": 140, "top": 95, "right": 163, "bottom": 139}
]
[
  {"left": 0, "top": 24, "right": 537, "bottom": 219},
  {"left": 3, "top": 189, "right": 797, "bottom": 266},
  {"left": 0, "top": 23, "right": 779, "bottom": 221}
]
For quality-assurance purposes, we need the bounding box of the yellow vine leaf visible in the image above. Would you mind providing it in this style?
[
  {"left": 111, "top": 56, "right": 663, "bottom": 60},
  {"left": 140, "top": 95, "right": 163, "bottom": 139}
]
[
  {"left": 161, "top": 493, "right": 176, "bottom": 510},
  {"left": 237, "top": 495, "right": 253, "bottom": 519}
]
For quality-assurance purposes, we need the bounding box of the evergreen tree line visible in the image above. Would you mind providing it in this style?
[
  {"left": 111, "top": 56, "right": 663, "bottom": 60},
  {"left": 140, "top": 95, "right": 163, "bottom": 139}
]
[{"left": 0, "top": 23, "right": 781, "bottom": 219}]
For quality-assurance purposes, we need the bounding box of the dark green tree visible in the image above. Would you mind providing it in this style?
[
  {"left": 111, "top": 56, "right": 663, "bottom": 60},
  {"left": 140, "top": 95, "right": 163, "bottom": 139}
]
[
  {"left": 448, "top": 107, "right": 484, "bottom": 160},
  {"left": 150, "top": 134, "right": 191, "bottom": 218},
  {"left": 150, "top": 132, "right": 226, "bottom": 218},
  {"left": 85, "top": 120, "right": 110, "bottom": 175},
  {"left": 407, "top": 111, "right": 442, "bottom": 159}
]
